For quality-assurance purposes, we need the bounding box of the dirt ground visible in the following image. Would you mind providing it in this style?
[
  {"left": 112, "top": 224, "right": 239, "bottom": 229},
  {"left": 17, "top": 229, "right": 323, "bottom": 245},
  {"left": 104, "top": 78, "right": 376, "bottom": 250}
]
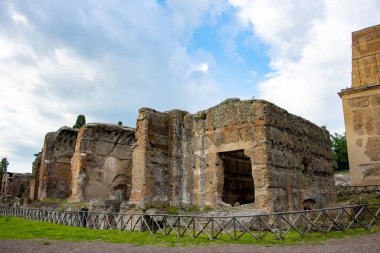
[{"left": 1, "top": 233, "right": 380, "bottom": 253}]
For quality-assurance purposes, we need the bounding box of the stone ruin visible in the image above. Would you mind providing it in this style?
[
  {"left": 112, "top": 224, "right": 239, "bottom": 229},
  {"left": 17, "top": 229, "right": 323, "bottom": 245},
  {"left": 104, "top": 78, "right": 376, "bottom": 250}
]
[
  {"left": 0, "top": 172, "right": 31, "bottom": 198},
  {"left": 35, "top": 127, "right": 78, "bottom": 200},
  {"left": 69, "top": 123, "right": 135, "bottom": 202},
  {"left": 128, "top": 99, "right": 335, "bottom": 212},
  {"left": 2, "top": 99, "right": 337, "bottom": 212},
  {"left": 0, "top": 172, "right": 31, "bottom": 208},
  {"left": 339, "top": 24, "right": 380, "bottom": 185}
]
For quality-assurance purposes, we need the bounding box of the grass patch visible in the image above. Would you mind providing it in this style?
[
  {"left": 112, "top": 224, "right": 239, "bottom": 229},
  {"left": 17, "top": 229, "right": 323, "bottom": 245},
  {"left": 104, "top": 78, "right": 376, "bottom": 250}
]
[
  {"left": 43, "top": 198, "right": 67, "bottom": 203},
  {"left": 28, "top": 199, "right": 90, "bottom": 211},
  {"left": 0, "top": 217, "right": 212, "bottom": 246},
  {"left": 166, "top": 206, "right": 179, "bottom": 215},
  {"left": 0, "top": 216, "right": 380, "bottom": 246},
  {"left": 187, "top": 205, "right": 201, "bottom": 212},
  {"left": 201, "top": 205, "right": 212, "bottom": 212},
  {"left": 337, "top": 192, "right": 380, "bottom": 204}
]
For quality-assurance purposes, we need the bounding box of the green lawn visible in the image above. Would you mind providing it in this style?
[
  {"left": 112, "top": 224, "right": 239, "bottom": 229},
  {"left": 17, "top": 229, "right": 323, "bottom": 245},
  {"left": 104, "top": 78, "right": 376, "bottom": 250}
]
[{"left": 0, "top": 216, "right": 379, "bottom": 247}]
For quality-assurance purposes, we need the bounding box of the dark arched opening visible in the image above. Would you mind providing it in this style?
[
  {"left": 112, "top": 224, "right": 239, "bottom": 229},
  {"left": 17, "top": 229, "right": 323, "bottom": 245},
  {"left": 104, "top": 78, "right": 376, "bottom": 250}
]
[
  {"left": 220, "top": 150, "right": 255, "bottom": 205},
  {"left": 303, "top": 199, "right": 316, "bottom": 210}
]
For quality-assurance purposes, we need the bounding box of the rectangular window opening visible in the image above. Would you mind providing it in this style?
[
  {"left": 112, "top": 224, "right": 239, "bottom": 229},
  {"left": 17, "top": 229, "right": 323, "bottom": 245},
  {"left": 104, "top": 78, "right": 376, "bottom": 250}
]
[{"left": 220, "top": 150, "right": 255, "bottom": 205}]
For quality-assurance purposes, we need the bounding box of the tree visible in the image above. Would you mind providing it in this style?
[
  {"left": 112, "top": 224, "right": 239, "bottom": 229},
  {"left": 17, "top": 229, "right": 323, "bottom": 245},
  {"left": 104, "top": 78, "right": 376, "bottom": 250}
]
[
  {"left": 73, "top": 114, "right": 86, "bottom": 129},
  {"left": 118, "top": 121, "right": 122, "bottom": 126},
  {"left": 0, "top": 157, "right": 9, "bottom": 179},
  {"left": 331, "top": 133, "right": 349, "bottom": 171}
]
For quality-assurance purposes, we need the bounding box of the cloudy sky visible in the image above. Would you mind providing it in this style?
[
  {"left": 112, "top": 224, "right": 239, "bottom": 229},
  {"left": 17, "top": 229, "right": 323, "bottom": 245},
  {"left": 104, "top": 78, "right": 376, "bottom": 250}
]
[{"left": 1, "top": 0, "right": 380, "bottom": 173}]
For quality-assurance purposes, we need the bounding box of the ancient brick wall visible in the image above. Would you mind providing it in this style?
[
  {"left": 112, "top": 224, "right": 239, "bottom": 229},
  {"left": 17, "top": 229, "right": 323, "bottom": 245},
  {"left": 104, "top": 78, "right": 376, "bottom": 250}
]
[
  {"left": 352, "top": 25, "right": 380, "bottom": 87},
  {"left": 129, "top": 99, "right": 335, "bottom": 211},
  {"left": 340, "top": 88, "right": 380, "bottom": 185},
  {"left": 37, "top": 127, "right": 78, "bottom": 199},
  {"left": 167, "top": 110, "right": 193, "bottom": 206},
  {"left": 263, "top": 102, "right": 335, "bottom": 211},
  {"left": 30, "top": 98, "right": 335, "bottom": 212},
  {"left": 130, "top": 108, "right": 189, "bottom": 206},
  {"left": 1, "top": 172, "right": 31, "bottom": 198},
  {"left": 340, "top": 24, "right": 380, "bottom": 185},
  {"left": 69, "top": 124, "right": 135, "bottom": 202},
  {"left": 189, "top": 99, "right": 266, "bottom": 207},
  {"left": 29, "top": 152, "right": 42, "bottom": 200},
  {"left": 189, "top": 99, "right": 335, "bottom": 211}
]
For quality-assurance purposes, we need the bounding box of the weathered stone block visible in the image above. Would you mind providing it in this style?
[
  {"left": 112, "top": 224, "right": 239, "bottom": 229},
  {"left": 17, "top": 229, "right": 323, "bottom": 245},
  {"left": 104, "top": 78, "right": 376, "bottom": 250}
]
[
  {"left": 365, "top": 137, "right": 380, "bottom": 161},
  {"left": 37, "top": 127, "right": 78, "bottom": 200},
  {"left": 349, "top": 97, "right": 370, "bottom": 108},
  {"left": 69, "top": 124, "right": 135, "bottom": 202}
]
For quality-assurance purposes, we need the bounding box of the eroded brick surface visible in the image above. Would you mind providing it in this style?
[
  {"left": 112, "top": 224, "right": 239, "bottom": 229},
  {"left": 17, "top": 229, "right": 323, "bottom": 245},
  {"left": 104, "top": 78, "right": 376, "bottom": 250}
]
[
  {"left": 340, "top": 24, "right": 380, "bottom": 185},
  {"left": 69, "top": 124, "right": 135, "bottom": 202},
  {"left": 36, "top": 127, "right": 78, "bottom": 199},
  {"left": 129, "top": 99, "right": 335, "bottom": 212}
]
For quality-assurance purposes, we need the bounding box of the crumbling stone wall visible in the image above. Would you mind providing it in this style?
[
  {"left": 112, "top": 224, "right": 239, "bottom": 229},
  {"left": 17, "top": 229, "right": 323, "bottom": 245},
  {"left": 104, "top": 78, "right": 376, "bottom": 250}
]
[
  {"left": 1, "top": 172, "right": 31, "bottom": 198},
  {"left": 69, "top": 124, "right": 135, "bottom": 202},
  {"left": 130, "top": 108, "right": 190, "bottom": 207},
  {"left": 340, "top": 88, "right": 380, "bottom": 185},
  {"left": 351, "top": 24, "right": 380, "bottom": 87},
  {"left": 129, "top": 99, "right": 336, "bottom": 211},
  {"left": 339, "top": 24, "right": 380, "bottom": 185},
  {"left": 29, "top": 152, "right": 42, "bottom": 200},
  {"left": 31, "top": 99, "right": 335, "bottom": 212},
  {"left": 263, "top": 103, "right": 335, "bottom": 211},
  {"left": 37, "top": 127, "right": 78, "bottom": 199}
]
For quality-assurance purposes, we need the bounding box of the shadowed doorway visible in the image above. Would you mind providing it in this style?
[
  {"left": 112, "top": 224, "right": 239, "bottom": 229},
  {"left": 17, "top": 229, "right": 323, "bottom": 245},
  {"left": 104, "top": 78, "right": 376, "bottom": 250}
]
[{"left": 220, "top": 150, "right": 255, "bottom": 205}]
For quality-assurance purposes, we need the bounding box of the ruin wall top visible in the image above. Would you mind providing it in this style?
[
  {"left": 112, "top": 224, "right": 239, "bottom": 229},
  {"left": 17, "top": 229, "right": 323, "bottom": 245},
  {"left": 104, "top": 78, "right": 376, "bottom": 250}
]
[{"left": 352, "top": 24, "right": 380, "bottom": 87}]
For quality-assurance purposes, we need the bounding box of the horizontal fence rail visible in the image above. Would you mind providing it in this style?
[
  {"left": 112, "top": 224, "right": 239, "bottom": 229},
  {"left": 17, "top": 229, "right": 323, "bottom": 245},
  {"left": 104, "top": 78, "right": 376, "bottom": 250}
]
[
  {"left": 336, "top": 185, "right": 380, "bottom": 196},
  {"left": 1, "top": 204, "right": 380, "bottom": 241}
]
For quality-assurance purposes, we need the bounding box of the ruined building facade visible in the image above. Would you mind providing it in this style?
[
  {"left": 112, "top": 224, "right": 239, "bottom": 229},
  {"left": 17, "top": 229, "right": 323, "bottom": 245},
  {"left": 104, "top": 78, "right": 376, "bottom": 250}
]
[
  {"left": 1, "top": 172, "right": 31, "bottom": 198},
  {"left": 36, "top": 127, "right": 78, "bottom": 199},
  {"left": 339, "top": 24, "right": 380, "bottom": 185},
  {"left": 69, "top": 124, "right": 135, "bottom": 202},
  {"left": 129, "top": 99, "right": 335, "bottom": 211},
  {"left": 26, "top": 99, "right": 336, "bottom": 212}
]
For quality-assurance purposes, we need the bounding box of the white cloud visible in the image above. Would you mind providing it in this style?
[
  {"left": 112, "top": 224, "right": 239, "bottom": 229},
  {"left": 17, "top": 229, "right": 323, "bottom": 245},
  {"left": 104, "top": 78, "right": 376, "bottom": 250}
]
[
  {"left": 229, "top": 0, "right": 380, "bottom": 132},
  {"left": 190, "top": 63, "right": 209, "bottom": 74},
  {"left": 166, "top": 0, "right": 227, "bottom": 34},
  {"left": 230, "top": 0, "right": 325, "bottom": 60},
  {"left": 54, "top": 48, "right": 96, "bottom": 81},
  {"left": 3, "top": 0, "right": 379, "bottom": 173},
  {"left": 8, "top": 6, "right": 29, "bottom": 26},
  {"left": 0, "top": 0, "right": 226, "bottom": 172}
]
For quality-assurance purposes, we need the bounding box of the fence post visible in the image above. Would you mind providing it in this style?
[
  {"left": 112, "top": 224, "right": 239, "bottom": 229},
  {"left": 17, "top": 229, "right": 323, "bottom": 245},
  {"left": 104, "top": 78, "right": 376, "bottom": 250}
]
[
  {"left": 211, "top": 217, "right": 214, "bottom": 240},
  {"left": 233, "top": 217, "right": 237, "bottom": 240},
  {"left": 177, "top": 216, "right": 181, "bottom": 237},
  {"left": 278, "top": 214, "right": 283, "bottom": 239},
  {"left": 363, "top": 205, "right": 368, "bottom": 229}
]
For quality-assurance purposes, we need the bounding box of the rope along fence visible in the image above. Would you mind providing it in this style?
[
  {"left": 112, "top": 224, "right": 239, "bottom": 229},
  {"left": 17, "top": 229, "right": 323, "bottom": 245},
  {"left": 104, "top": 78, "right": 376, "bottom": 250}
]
[
  {"left": 1, "top": 204, "right": 380, "bottom": 241},
  {"left": 336, "top": 185, "right": 380, "bottom": 197}
]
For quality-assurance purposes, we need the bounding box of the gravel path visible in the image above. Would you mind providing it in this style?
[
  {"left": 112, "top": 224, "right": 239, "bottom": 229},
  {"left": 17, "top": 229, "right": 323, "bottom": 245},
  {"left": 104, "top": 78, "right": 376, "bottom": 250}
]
[{"left": 1, "top": 233, "right": 380, "bottom": 253}]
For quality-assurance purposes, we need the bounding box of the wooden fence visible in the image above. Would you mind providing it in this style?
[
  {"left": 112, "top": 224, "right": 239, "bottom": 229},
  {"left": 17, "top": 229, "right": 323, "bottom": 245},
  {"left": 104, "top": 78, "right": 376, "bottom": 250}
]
[{"left": 1, "top": 204, "right": 380, "bottom": 241}]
